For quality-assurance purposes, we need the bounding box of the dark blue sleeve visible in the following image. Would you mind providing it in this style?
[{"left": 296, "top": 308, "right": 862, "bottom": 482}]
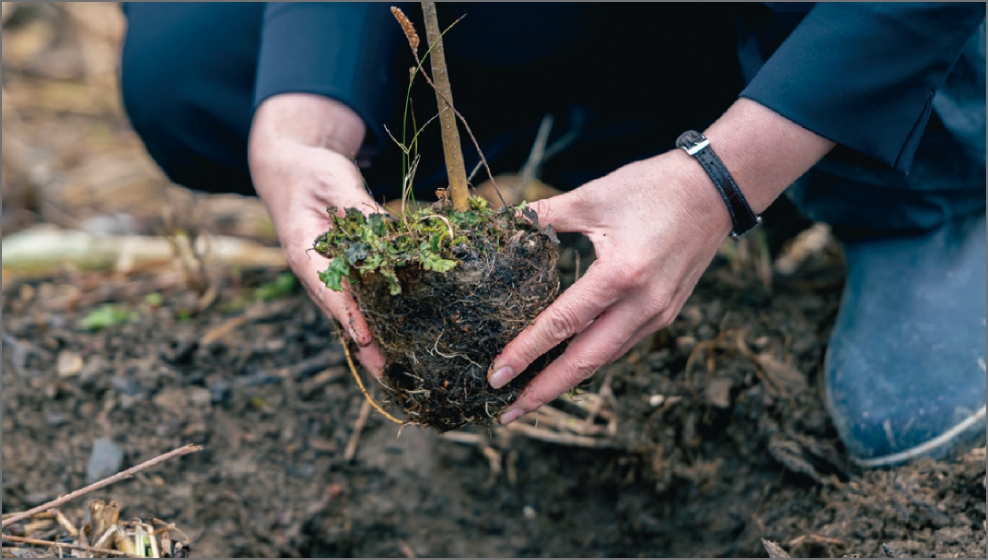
[
  {"left": 253, "top": 3, "right": 409, "bottom": 160},
  {"left": 740, "top": 3, "right": 986, "bottom": 172}
]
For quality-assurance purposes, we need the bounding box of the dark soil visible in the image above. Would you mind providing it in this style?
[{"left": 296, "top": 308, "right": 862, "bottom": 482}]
[
  {"left": 7, "top": 4, "right": 980, "bottom": 556},
  {"left": 3, "top": 231, "right": 984, "bottom": 558},
  {"left": 331, "top": 203, "right": 562, "bottom": 432}
]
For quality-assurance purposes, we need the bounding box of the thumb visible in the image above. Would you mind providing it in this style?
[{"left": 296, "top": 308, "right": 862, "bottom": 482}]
[{"left": 527, "top": 188, "right": 590, "bottom": 234}]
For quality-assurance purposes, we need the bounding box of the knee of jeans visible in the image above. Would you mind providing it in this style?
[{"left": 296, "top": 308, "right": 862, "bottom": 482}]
[{"left": 119, "top": 3, "right": 259, "bottom": 195}]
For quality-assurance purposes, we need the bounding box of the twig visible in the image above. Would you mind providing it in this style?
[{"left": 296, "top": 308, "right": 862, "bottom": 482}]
[
  {"left": 54, "top": 509, "right": 79, "bottom": 537},
  {"left": 504, "top": 421, "right": 616, "bottom": 448},
  {"left": 421, "top": 2, "right": 469, "bottom": 212},
  {"left": 787, "top": 534, "right": 843, "bottom": 549},
  {"left": 762, "top": 539, "right": 791, "bottom": 558},
  {"left": 2, "top": 444, "right": 201, "bottom": 530},
  {"left": 1, "top": 534, "right": 140, "bottom": 557},
  {"left": 199, "top": 314, "right": 249, "bottom": 347},
  {"left": 517, "top": 114, "right": 554, "bottom": 193},
  {"left": 397, "top": 539, "right": 417, "bottom": 558},
  {"left": 393, "top": 7, "right": 502, "bottom": 207},
  {"left": 344, "top": 400, "right": 373, "bottom": 461}
]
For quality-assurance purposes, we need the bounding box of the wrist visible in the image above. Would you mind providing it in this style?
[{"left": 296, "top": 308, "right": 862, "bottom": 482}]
[
  {"left": 249, "top": 93, "right": 366, "bottom": 163},
  {"left": 665, "top": 150, "right": 735, "bottom": 240},
  {"left": 700, "top": 98, "right": 836, "bottom": 215},
  {"left": 248, "top": 94, "right": 370, "bottom": 212}
]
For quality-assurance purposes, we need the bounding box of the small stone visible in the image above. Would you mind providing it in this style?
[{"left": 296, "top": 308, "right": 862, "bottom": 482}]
[
  {"left": 522, "top": 505, "right": 536, "bottom": 520},
  {"left": 86, "top": 438, "right": 124, "bottom": 484},
  {"left": 188, "top": 387, "right": 212, "bottom": 408},
  {"left": 46, "top": 412, "right": 69, "bottom": 426},
  {"left": 56, "top": 350, "right": 84, "bottom": 377},
  {"left": 676, "top": 335, "right": 697, "bottom": 353},
  {"left": 110, "top": 375, "right": 142, "bottom": 397},
  {"left": 648, "top": 394, "right": 665, "bottom": 407},
  {"left": 704, "top": 377, "right": 734, "bottom": 409},
  {"left": 208, "top": 378, "right": 230, "bottom": 404}
]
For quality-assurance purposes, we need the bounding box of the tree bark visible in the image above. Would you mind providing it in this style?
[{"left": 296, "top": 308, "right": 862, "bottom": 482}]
[{"left": 421, "top": 1, "right": 469, "bottom": 212}]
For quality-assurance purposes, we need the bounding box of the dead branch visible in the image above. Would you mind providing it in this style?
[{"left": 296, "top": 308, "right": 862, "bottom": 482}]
[
  {"left": 1, "top": 534, "right": 140, "bottom": 558},
  {"left": 2, "top": 444, "right": 201, "bottom": 530}
]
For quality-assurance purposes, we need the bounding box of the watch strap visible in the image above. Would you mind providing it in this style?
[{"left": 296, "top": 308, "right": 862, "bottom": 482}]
[{"left": 676, "top": 130, "right": 760, "bottom": 237}]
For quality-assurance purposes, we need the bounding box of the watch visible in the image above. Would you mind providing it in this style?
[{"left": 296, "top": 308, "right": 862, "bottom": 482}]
[{"left": 676, "top": 130, "right": 761, "bottom": 238}]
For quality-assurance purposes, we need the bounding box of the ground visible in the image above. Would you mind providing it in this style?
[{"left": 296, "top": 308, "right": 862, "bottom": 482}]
[{"left": 2, "top": 3, "right": 985, "bottom": 558}]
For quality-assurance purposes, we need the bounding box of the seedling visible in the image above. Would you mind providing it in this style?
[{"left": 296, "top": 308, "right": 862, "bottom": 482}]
[{"left": 315, "top": 3, "right": 562, "bottom": 431}]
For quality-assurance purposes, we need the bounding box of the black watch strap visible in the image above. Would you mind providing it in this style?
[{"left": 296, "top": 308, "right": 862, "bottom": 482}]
[{"left": 676, "top": 130, "right": 760, "bottom": 238}]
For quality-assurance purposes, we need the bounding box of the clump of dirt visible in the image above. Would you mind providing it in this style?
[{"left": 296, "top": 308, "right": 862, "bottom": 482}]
[{"left": 315, "top": 198, "right": 562, "bottom": 432}]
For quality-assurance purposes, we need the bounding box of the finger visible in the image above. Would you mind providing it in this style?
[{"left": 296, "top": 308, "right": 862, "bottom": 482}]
[
  {"left": 356, "top": 339, "right": 386, "bottom": 379},
  {"left": 526, "top": 189, "right": 592, "bottom": 234},
  {"left": 499, "top": 303, "right": 642, "bottom": 424},
  {"left": 295, "top": 248, "right": 376, "bottom": 347},
  {"left": 488, "top": 264, "right": 616, "bottom": 388}
]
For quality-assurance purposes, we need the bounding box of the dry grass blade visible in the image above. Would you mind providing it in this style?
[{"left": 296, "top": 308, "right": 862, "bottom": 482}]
[
  {"left": 2, "top": 444, "right": 201, "bottom": 530},
  {"left": 762, "top": 538, "right": 791, "bottom": 558},
  {"left": 1, "top": 534, "right": 139, "bottom": 558},
  {"left": 504, "top": 421, "right": 616, "bottom": 448}
]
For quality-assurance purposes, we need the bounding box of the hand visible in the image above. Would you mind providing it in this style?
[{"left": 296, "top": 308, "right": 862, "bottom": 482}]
[
  {"left": 249, "top": 93, "right": 386, "bottom": 376},
  {"left": 488, "top": 99, "right": 836, "bottom": 424}
]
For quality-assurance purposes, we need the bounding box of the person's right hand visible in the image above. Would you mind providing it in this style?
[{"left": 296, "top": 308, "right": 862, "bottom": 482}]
[{"left": 249, "top": 93, "right": 386, "bottom": 377}]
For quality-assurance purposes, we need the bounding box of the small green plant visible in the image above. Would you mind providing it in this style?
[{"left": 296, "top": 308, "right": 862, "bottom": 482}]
[
  {"left": 315, "top": 196, "right": 518, "bottom": 295},
  {"left": 81, "top": 304, "right": 139, "bottom": 331},
  {"left": 315, "top": 6, "right": 516, "bottom": 297},
  {"left": 313, "top": 4, "right": 562, "bottom": 432},
  {"left": 144, "top": 292, "right": 164, "bottom": 307},
  {"left": 254, "top": 271, "right": 298, "bottom": 301}
]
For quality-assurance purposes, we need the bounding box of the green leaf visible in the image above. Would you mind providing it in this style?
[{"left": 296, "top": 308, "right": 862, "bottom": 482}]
[
  {"left": 368, "top": 213, "right": 387, "bottom": 236},
  {"left": 470, "top": 196, "right": 489, "bottom": 212},
  {"left": 344, "top": 242, "right": 370, "bottom": 263},
  {"left": 421, "top": 251, "right": 456, "bottom": 273},
  {"left": 81, "top": 304, "right": 134, "bottom": 331},
  {"left": 345, "top": 208, "right": 366, "bottom": 225},
  {"left": 318, "top": 257, "right": 351, "bottom": 292},
  {"left": 385, "top": 270, "right": 402, "bottom": 295}
]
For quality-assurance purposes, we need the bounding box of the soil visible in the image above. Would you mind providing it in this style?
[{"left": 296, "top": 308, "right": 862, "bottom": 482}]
[
  {"left": 2, "top": 3, "right": 984, "bottom": 557},
  {"left": 318, "top": 201, "right": 563, "bottom": 432},
  {"left": 3, "top": 234, "right": 985, "bottom": 558}
]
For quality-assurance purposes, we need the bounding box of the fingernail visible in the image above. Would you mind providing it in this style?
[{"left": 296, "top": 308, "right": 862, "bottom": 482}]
[
  {"left": 489, "top": 366, "right": 514, "bottom": 389},
  {"left": 500, "top": 409, "right": 523, "bottom": 425},
  {"left": 348, "top": 326, "right": 360, "bottom": 343}
]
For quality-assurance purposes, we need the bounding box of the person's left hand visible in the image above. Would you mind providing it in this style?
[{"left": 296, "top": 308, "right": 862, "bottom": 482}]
[
  {"left": 486, "top": 150, "right": 733, "bottom": 425},
  {"left": 487, "top": 98, "right": 836, "bottom": 425}
]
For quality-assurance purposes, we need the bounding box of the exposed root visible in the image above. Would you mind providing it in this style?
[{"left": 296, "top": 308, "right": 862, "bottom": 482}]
[{"left": 337, "top": 325, "right": 405, "bottom": 425}]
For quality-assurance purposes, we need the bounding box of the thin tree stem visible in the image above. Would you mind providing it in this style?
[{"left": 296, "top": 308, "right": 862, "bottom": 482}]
[{"left": 421, "top": 1, "right": 469, "bottom": 212}]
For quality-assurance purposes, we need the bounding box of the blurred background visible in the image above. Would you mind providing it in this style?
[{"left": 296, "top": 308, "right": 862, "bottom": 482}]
[{"left": 2, "top": 1, "right": 279, "bottom": 260}]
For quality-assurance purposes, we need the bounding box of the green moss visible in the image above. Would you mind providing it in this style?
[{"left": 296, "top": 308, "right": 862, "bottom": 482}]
[{"left": 315, "top": 196, "right": 529, "bottom": 296}]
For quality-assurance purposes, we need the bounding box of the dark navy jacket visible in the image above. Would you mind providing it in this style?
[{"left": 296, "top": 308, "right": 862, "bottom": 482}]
[{"left": 253, "top": 2, "right": 985, "bottom": 186}]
